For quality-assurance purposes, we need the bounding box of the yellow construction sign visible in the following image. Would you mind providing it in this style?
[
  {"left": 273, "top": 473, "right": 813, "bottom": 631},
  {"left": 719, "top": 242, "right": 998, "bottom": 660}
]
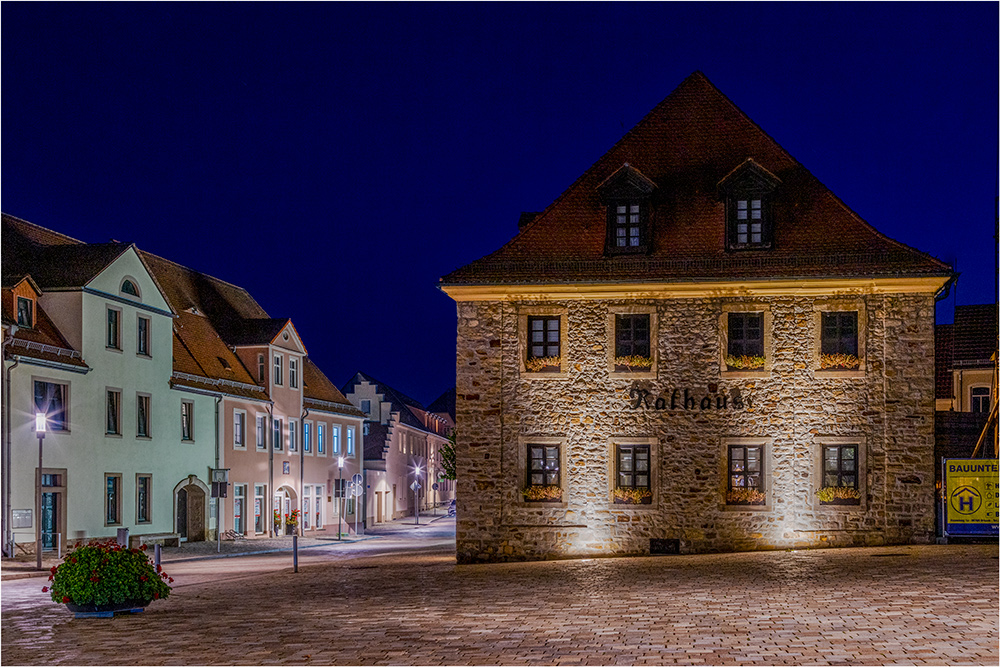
[{"left": 944, "top": 459, "right": 999, "bottom": 536}]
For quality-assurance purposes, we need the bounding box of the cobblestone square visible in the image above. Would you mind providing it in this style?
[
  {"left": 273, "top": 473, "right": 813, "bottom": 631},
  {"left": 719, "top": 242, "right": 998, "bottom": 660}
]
[{"left": 1, "top": 532, "right": 996, "bottom": 665}]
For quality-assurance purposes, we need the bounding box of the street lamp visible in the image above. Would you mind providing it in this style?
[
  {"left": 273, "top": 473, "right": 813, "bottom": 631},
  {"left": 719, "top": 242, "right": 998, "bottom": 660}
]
[
  {"left": 414, "top": 466, "right": 421, "bottom": 526},
  {"left": 337, "top": 456, "right": 344, "bottom": 541},
  {"left": 34, "top": 412, "right": 45, "bottom": 571}
]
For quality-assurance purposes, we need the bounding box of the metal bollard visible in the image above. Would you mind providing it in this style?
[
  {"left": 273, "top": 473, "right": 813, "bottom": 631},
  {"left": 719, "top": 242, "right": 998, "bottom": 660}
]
[
  {"left": 154, "top": 543, "right": 161, "bottom": 568},
  {"left": 293, "top": 535, "right": 298, "bottom": 573}
]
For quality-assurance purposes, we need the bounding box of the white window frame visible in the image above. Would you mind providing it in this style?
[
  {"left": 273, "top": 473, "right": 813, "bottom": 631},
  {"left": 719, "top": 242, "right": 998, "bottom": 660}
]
[
  {"left": 289, "top": 357, "right": 298, "bottom": 389},
  {"left": 346, "top": 427, "right": 355, "bottom": 456},
  {"left": 233, "top": 483, "right": 247, "bottom": 535},
  {"left": 136, "top": 314, "right": 151, "bottom": 357},
  {"left": 315, "top": 484, "right": 324, "bottom": 528},
  {"left": 288, "top": 418, "right": 298, "bottom": 452},
  {"left": 303, "top": 486, "right": 311, "bottom": 530},
  {"left": 106, "top": 306, "right": 122, "bottom": 351},
  {"left": 273, "top": 354, "right": 283, "bottom": 386},
  {"left": 181, "top": 400, "right": 194, "bottom": 441},
  {"left": 332, "top": 425, "right": 341, "bottom": 454},
  {"left": 234, "top": 410, "right": 247, "bottom": 449},
  {"left": 317, "top": 422, "right": 325, "bottom": 455},
  {"left": 253, "top": 484, "right": 266, "bottom": 534},
  {"left": 255, "top": 413, "right": 267, "bottom": 450},
  {"left": 273, "top": 418, "right": 284, "bottom": 451}
]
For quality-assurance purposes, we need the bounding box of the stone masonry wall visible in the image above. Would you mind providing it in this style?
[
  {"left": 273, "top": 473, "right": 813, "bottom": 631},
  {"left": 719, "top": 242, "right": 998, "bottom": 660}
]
[{"left": 455, "top": 293, "right": 937, "bottom": 563}]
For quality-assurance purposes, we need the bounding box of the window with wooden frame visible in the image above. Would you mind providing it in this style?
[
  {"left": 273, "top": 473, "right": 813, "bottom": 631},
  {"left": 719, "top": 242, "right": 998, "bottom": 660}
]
[
  {"left": 106, "top": 389, "right": 121, "bottom": 435},
  {"left": 288, "top": 419, "right": 298, "bottom": 452},
  {"left": 820, "top": 311, "right": 859, "bottom": 369},
  {"left": 527, "top": 316, "right": 561, "bottom": 371},
  {"left": 34, "top": 380, "right": 68, "bottom": 431},
  {"left": 971, "top": 386, "right": 991, "bottom": 414},
  {"left": 615, "top": 314, "right": 651, "bottom": 370},
  {"left": 136, "top": 394, "right": 151, "bottom": 437},
  {"left": 725, "top": 311, "right": 765, "bottom": 372},
  {"left": 820, "top": 444, "right": 861, "bottom": 505},
  {"left": 136, "top": 474, "right": 151, "bottom": 523},
  {"left": 727, "top": 445, "right": 765, "bottom": 505},
  {"left": 273, "top": 418, "right": 283, "bottom": 451},
  {"left": 106, "top": 307, "right": 121, "bottom": 350},
  {"left": 610, "top": 201, "right": 645, "bottom": 250},
  {"left": 16, "top": 296, "right": 33, "bottom": 328},
  {"left": 255, "top": 414, "right": 267, "bottom": 450},
  {"left": 525, "top": 444, "right": 561, "bottom": 502},
  {"left": 181, "top": 401, "right": 194, "bottom": 441},
  {"left": 136, "top": 315, "right": 150, "bottom": 356},
  {"left": 614, "top": 444, "right": 651, "bottom": 504},
  {"left": 718, "top": 159, "right": 779, "bottom": 251},
  {"left": 105, "top": 474, "right": 122, "bottom": 526},
  {"left": 273, "top": 355, "right": 283, "bottom": 385}
]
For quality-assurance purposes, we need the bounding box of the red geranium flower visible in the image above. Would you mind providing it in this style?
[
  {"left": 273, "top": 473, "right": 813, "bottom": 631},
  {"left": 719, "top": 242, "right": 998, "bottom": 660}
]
[
  {"left": 62, "top": 596, "right": 70, "bottom": 603},
  {"left": 42, "top": 587, "right": 48, "bottom": 593}
]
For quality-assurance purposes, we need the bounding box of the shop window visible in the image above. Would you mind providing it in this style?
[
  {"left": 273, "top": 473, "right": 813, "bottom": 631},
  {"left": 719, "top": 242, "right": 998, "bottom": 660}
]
[
  {"left": 136, "top": 475, "right": 151, "bottom": 523},
  {"left": 820, "top": 445, "right": 861, "bottom": 505},
  {"left": 527, "top": 316, "right": 561, "bottom": 372},
  {"left": 727, "top": 445, "right": 765, "bottom": 505},
  {"left": 233, "top": 484, "right": 246, "bottom": 535},
  {"left": 525, "top": 444, "right": 561, "bottom": 502},
  {"left": 34, "top": 380, "right": 68, "bottom": 431},
  {"left": 16, "top": 296, "right": 33, "bottom": 328},
  {"left": 254, "top": 484, "right": 266, "bottom": 534},
  {"left": 614, "top": 444, "right": 651, "bottom": 504},
  {"left": 105, "top": 474, "right": 122, "bottom": 526}
]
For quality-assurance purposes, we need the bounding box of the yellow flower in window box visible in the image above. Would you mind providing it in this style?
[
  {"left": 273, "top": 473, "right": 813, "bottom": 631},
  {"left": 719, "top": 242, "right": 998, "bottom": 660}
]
[
  {"left": 816, "top": 486, "right": 861, "bottom": 505},
  {"left": 819, "top": 353, "right": 860, "bottom": 370},
  {"left": 525, "top": 356, "right": 561, "bottom": 373},
  {"left": 613, "top": 487, "right": 652, "bottom": 504},
  {"left": 614, "top": 355, "right": 653, "bottom": 372},
  {"left": 522, "top": 484, "right": 562, "bottom": 502},
  {"left": 725, "top": 354, "right": 765, "bottom": 370},
  {"left": 726, "top": 488, "right": 766, "bottom": 505}
]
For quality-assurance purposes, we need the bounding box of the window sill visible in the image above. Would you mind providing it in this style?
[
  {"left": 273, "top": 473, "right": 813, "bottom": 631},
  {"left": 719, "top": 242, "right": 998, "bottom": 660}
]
[
  {"left": 136, "top": 436, "right": 152, "bottom": 441},
  {"left": 136, "top": 520, "right": 151, "bottom": 525},
  {"left": 105, "top": 433, "right": 122, "bottom": 439},
  {"left": 609, "top": 501, "right": 657, "bottom": 511},
  {"left": 517, "top": 500, "right": 568, "bottom": 509},
  {"left": 814, "top": 368, "right": 865, "bottom": 379},
  {"left": 182, "top": 438, "right": 195, "bottom": 444},
  {"left": 136, "top": 353, "right": 152, "bottom": 360},
  {"left": 814, "top": 500, "right": 866, "bottom": 512},
  {"left": 610, "top": 368, "right": 656, "bottom": 380},
  {"left": 721, "top": 502, "right": 771, "bottom": 512},
  {"left": 233, "top": 445, "right": 246, "bottom": 451},
  {"left": 522, "top": 370, "right": 570, "bottom": 381},
  {"left": 106, "top": 346, "right": 123, "bottom": 353},
  {"left": 720, "top": 369, "right": 768, "bottom": 379}
]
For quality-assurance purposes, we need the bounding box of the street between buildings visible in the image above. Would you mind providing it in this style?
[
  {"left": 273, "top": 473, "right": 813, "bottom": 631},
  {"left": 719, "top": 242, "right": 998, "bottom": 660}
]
[{"left": 1, "top": 517, "right": 997, "bottom": 666}]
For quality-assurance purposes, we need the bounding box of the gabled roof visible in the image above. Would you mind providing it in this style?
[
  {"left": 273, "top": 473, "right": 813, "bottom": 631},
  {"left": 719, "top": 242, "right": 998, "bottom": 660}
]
[
  {"left": 3, "top": 301, "right": 88, "bottom": 370},
  {"left": 441, "top": 71, "right": 952, "bottom": 286},
  {"left": 303, "top": 358, "right": 364, "bottom": 417},
  {"left": 426, "top": 386, "right": 456, "bottom": 422},
  {"left": 224, "top": 318, "right": 294, "bottom": 347},
  {"left": 342, "top": 371, "right": 429, "bottom": 432}
]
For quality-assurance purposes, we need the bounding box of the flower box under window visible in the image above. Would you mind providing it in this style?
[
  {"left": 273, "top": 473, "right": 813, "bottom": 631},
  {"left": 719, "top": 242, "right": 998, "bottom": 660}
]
[
  {"left": 726, "top": 488, "right": 766, "bottom": 506},
  {"left": 819, "top": 353, "right": 860, "bottom": 370},
  {"left": 523, "top": 485, "right": 562, "bottom": 503},
  {"left": 525, "top": 356, "right": 561, "bottom": 373},
  {"left": 817, "top": 486, "right": 861, "bottom": 506},
  {"left": 614, "top": 355, "right": 653, "bottom": 373},
  {"left": 613, "top": 487, "right": 652, "bottom": 505}
]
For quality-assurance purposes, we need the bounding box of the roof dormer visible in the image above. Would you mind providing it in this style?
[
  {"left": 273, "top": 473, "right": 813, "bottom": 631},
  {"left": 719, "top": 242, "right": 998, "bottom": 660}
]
[
  {"left": 8, "top": 275, "right": 41, "bottom": 330},
  {"left": 597, "top": 163, "right": 656, "bottom": 255},
  {"left": 717, "top": 159, "right": 781, "bottom": 251}
]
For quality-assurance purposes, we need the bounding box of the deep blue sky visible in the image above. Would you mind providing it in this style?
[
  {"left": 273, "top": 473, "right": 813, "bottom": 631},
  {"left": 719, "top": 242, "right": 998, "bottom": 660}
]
[{"left": 3, "top": 3, "right": 997, "bottom": 403}]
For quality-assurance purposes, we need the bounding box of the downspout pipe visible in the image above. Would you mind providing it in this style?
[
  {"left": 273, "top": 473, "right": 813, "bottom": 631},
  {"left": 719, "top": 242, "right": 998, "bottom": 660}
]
[
  {"left": 299, "top": 407, "right": 308, "bottom": 537},
  {"left": 214, "top": 394, "right": 222, "bottom": 541},
  {"left": 267, "top": 405, "right": 274, "bottom": 538},
  {"left": 3, "top": 324, "right": 20, "bottom": 557}
]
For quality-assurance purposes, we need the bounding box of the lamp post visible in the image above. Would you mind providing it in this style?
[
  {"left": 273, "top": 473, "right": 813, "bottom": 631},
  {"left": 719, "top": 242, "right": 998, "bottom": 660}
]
[
  {"left": 34, "top": 412, "right": 45, "bottom": 571},
  {"left": 414, "top": 466, "right": 421, "bottom": 526},
  {"left": 337, "top": 456, "right": 344, "bottom": 541}
]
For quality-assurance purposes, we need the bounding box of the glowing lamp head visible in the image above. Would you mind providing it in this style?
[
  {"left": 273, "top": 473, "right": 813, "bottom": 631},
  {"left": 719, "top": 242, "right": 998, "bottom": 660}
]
[
  {"left": 338, "top": 456, "right": 344, "bottom": 469},
  {"left": 415, "top": 466, "right": 421, "bottom": 476},
  {"left": 35, "top": 413, "right": 46, "bottom": 434}
]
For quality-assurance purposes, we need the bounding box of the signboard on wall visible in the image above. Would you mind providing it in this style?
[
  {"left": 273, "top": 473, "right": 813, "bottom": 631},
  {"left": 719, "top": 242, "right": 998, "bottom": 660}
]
[{"left": 943, "top": 458, "right": 999, "bottom": 537}]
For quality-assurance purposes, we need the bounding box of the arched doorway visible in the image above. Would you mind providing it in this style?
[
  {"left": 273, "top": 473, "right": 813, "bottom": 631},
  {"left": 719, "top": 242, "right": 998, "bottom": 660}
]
[
  {"left": 273, "top": 485, "right": 297, "bottom": 535},
  {"left": 174, "top": 476, "right": 209, "bottom": 542}
]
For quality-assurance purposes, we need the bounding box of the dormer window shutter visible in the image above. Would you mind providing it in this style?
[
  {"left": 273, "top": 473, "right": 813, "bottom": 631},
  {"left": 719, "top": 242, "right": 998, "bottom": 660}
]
[{"left": 597, "top": 163, "right": 657, "bottom": 256}]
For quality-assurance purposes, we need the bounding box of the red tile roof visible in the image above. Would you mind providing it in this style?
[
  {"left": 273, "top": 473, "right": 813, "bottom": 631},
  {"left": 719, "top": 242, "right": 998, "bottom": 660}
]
[
  {"left": 935, "top": 323, "right": 954, "bottom": 400},
  {"left": 303, "top": 358, "right": 364, "bottom": 417},
  {"left": 442, "top": 72, "right": 951, "bottom": 286}
]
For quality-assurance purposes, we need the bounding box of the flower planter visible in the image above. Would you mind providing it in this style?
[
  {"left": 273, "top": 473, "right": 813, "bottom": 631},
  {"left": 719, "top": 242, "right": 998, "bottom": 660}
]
[
  {"left": 614, "top": 497, "right": 653, "bottom": 505},
  {"left": 524, "top": 497, "right": 562, "bottom": 503},
  {"left": 726, "top": 500, "right": 765, "bottom": 506},
  {"left": 67, "top": 599, "right": 150, "bottom": 618},
  {"left": 821, "top": 498, "right": 861, "bottom": 506},
  {"left": 614, "top": 365, "right": 648, "bottom": 373},
  {"left": 529, "top": 365, "right": 560, "bottom": 374},
  {"left": 285, "top": 525, "right": 295, "bottom": 535}
]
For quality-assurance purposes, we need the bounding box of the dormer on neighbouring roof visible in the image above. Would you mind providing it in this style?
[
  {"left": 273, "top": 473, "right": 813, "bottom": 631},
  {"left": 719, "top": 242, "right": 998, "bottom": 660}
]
[
  {"left": 717, "top": 159, "right": 781, "bottom": 251},
  {"left": 597, "top": 163, "right": 657, "bottom": 255},
  {"left": 5, "top": 275, "right": 42, "bottom": 329}
]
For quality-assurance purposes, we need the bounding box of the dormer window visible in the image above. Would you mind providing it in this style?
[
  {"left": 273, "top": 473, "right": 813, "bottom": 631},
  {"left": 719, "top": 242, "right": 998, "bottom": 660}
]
[
  {"left": 718, "top": 159, "right": 781, "bottom": 251},
  {"left": 16, "top": 297, "right": 33, "bottom": 328},
  {"left": 597, "top": 163, "right": 656, "bottom": 256}
]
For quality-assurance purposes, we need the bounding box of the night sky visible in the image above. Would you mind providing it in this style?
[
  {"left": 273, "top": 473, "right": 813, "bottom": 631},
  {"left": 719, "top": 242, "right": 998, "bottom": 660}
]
[{"left": 3, "top": 3, "right": 997, "bottom": 404}]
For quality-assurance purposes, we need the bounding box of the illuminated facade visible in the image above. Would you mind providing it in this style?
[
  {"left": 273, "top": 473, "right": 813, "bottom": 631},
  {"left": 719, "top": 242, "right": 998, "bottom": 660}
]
[{"left": 440, "top": 72, "right": 954, "bottom": 562}]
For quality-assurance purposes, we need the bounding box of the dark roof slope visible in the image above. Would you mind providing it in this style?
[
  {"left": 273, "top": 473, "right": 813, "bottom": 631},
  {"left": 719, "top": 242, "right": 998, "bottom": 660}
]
[
  {"left": 426, "top": 387, "right": 456, "bottom": 421},
  {"left": 303, "top": 359, "right": 364, "bottom": 417},
  {"left": 935, "top": 323, "right": 954, "bottom": 399},
  {"left": 342, "top": 371, "right": 428, "bottom": 432},
  {"left": 952, "top": 304, "right": 998, "bottom": 364},
  {"left": 442, "top": 72, "right": 951, "bottom": 286}
]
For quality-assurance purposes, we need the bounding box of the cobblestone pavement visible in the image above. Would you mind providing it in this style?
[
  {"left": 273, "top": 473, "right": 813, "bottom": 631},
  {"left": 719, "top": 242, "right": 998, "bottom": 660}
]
[{"left": 2, "top": 533, "right": 996, "bottom": 666}]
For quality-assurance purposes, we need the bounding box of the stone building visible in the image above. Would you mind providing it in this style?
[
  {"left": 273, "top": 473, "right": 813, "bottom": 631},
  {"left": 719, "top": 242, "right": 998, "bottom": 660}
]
[{"left": 440, "top": 72, "right": 954, "bottom": 562}]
